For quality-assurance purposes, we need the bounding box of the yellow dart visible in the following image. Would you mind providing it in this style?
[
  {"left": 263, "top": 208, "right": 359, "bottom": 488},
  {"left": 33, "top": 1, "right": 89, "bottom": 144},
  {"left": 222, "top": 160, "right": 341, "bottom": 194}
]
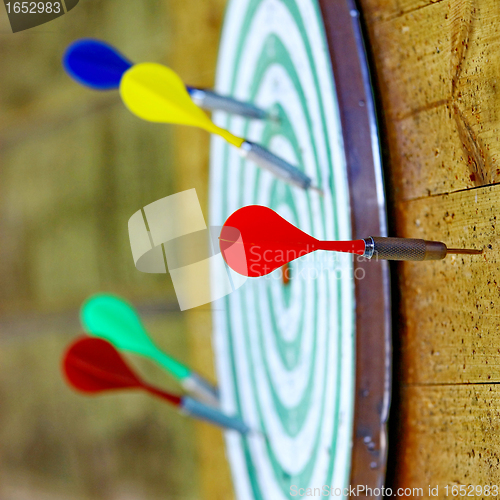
[{"left": 120, "top": 63, "right": 320, "bottom": 192}]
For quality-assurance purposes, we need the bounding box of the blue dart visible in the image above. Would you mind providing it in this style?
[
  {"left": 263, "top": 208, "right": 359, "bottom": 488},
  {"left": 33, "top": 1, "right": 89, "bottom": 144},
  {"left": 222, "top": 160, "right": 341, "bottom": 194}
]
[
  {"left": 63, "top": 39, "right": 133, "bottom": 90},
  {"left": 63, "top": 38, "right": 267, "bottom": 119}
]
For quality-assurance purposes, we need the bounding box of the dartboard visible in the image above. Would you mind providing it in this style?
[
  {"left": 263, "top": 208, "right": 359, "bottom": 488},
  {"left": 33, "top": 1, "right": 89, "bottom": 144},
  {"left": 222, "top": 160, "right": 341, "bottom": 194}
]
[{"left": 209, "top": 0, "right": 391, "bottom": 498}]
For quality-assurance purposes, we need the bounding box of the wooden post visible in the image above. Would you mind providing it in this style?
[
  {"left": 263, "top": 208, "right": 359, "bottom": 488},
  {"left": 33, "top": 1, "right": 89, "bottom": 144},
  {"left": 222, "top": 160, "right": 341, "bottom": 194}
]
[{"left": 360, "top": 0, "right": 500, "bottom": 492}]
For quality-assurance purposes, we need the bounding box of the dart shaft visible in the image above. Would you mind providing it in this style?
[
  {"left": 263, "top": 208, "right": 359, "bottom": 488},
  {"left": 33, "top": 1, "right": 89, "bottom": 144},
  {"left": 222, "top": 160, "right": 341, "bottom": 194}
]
[
  {"left": 240, "top": 141, "right": 313, "bottom": 190},
  {"left": 447, "top": 248, "right": 483, "bottom": 255},
  {"left": 181, "top": 373, "right": 219, "bottom": 406},
  {"left": 188, "top": 88, "right": 267, "bottom": 120},
  {"left": 157, "top": 352, "right": 219, "bottom": 405},
  {"left": 181, "top": 396, "right": 250, "bottom": 434}
]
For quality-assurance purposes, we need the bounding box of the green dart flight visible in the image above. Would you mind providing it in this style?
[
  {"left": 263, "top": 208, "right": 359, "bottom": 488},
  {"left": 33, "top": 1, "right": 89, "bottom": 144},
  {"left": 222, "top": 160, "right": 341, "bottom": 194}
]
[{"left": 80, "top": 293, "right": 219, "bottom": 406}]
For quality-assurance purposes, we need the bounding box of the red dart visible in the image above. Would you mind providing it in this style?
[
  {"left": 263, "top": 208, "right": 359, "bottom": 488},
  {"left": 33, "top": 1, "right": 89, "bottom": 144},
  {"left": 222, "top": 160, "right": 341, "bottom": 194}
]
[
  {"left": 63, "top": 336, "right": 181, "bottom": 405},
  {"left": 220, "top": 205, "right": 365, "bottom": 277},
  {"left": 63, "top": 336, "right": 252, "bottom": 434}
]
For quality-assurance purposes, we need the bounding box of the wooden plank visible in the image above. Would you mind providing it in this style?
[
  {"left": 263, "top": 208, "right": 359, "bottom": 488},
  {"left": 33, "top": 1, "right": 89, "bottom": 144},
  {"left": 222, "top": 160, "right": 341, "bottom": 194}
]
[
  {"left": 360, "top": 0, "right": 500, "bottom": 489},
  {"left": 388, "top": 183, "right": 500, "bottom": 491},
  {"left": 361, "top": 0, "right": 500, "bottom": 199},
  {"left": 396, "top": 184, "right": 498, "bottom": 384},
  {"left": 392, "top": 384, "right": 500, "bottom": 494},
  {"left": 360, "top": 0, "right": 441, "bottom": 23},
  {"left": 392, "top": 105, "right": 474, "bottom": 199},
  {"left": 365, "top": 1, "right": 451, "bottom": 119}
]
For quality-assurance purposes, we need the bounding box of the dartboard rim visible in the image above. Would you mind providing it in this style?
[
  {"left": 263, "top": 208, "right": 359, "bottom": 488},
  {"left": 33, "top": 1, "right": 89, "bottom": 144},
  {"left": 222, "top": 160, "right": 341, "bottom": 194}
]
[{"left": 318, "top": 0, "right": 391, "bottom": 489}]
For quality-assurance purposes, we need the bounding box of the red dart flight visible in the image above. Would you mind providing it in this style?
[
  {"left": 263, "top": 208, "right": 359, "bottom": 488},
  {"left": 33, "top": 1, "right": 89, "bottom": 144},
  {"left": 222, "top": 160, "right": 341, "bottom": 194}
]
[
  {"left": 63, "top": 336, "right": 181, "bottom": 405},
  {"left": 220, "top": 205, "right": 365, "bottom": 277}
]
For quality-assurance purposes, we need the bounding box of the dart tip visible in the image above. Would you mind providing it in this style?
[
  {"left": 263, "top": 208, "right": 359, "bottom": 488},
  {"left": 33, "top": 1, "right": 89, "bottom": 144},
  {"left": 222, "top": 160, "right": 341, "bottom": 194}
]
[{"left": 447, "top": 248, "right": 483, "bottom": 255}]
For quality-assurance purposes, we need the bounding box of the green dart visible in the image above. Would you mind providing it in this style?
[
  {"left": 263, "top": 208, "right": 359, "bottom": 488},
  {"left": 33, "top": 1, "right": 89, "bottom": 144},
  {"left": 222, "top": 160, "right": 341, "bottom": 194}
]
[{"left": 80, "top": 293, "right": 219, "bottom": 406}]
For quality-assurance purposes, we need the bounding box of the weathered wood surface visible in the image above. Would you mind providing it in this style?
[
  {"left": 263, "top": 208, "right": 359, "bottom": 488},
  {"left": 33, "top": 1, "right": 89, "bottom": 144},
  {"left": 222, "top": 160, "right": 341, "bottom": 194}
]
[
  {"left": 360, "top": 0, "right": 500, "bottom": 494},
  {"left": 397, "top": 186, "right": 498, "bottom": 385},
  {"left": 362, "top": 0, "right": 500, "bottom": 200},
  {"left": 395, "top": 384, "right": 500, "bottom": 490},
  {"left": 168, "top": 1, "right": 235, "bottom": 499}
]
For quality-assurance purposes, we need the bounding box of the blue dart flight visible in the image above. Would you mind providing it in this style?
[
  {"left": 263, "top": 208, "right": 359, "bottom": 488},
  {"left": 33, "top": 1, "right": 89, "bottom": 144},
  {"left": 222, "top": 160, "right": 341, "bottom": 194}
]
[{"left": 62, "top": 38, "right": 267, "bottom": 120}]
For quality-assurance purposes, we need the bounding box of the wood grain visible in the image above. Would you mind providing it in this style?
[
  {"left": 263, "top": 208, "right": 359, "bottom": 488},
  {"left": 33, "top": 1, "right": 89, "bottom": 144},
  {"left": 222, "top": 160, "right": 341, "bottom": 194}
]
[
  {"left": 361, "top": 0, "right": 500, "bottom": 200},
  {"left": 397, "top": 185, "right": 497, "bottom": 385},
  {"left": 393, "top": 384, "right": 500, "bottom": 491},
  {"left": 360, "top": 0, "right": 500, "bottom": 493}
]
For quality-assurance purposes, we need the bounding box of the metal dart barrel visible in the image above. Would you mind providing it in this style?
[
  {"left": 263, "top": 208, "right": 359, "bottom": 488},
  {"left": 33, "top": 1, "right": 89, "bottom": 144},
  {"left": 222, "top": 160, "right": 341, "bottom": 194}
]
[
  {"left": 239, "top": 141, "right": 321, "bottom": 192},
  {"left": 188, "top": 88, "right": 268, "bottom": 120},
  {"left": 362, "top": 236, "right": 482, "bottom": 261}
]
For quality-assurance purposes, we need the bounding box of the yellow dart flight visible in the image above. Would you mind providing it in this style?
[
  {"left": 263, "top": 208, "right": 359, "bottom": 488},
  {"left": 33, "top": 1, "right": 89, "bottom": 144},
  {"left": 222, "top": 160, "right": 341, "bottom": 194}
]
[
  {"left": 120, "top": 63, "right": 244, "bottom": 148},
  {"left": 119, "top": 62, "right": 318, "bottom": 192}
]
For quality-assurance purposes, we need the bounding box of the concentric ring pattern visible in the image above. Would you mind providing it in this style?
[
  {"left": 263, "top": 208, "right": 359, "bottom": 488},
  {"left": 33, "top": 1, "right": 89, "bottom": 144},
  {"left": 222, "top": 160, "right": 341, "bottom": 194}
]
[{"left": 209, "top": 0, "right": 356, "bottom": 498}]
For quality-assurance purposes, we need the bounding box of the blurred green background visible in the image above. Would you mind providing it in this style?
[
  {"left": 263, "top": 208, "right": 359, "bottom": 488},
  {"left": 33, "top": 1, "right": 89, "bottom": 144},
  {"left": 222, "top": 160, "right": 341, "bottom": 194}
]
[{"left": 0, "top": 0, "right": 232, "bottom": 498}]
